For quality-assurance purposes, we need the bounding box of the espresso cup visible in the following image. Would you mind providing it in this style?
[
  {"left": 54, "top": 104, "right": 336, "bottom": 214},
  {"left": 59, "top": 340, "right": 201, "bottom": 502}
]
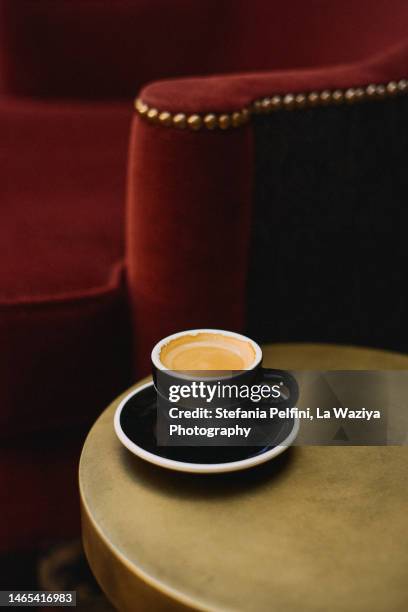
[{"left": 151, "top": 329, "right": 298, "bottom": 410}]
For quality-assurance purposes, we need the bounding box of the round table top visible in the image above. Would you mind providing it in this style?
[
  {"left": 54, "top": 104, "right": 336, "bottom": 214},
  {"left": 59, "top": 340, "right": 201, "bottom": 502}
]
[{"left": 79, "top": 343, "right": 408, "bottom": 612}]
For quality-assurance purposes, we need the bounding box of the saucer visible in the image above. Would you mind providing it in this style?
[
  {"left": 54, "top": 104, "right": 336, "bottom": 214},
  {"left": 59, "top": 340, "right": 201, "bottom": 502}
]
[{"left": 114, "top": 382, "right": 299, "bottom": 474}]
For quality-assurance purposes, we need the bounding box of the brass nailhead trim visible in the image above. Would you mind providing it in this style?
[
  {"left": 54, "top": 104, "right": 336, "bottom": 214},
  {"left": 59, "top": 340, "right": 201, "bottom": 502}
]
[{"left": 134, "top": 78, "right": 408, "bottom": 131}]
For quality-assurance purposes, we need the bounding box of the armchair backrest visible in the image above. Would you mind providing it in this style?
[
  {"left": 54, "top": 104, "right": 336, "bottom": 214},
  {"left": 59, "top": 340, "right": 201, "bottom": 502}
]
[{"left": 1, "top": 0, "right": 406, "bottom": 99}]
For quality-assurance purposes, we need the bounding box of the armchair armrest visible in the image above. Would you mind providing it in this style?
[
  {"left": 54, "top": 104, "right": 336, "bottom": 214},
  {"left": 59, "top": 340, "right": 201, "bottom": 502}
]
[{"left": 126, "top": 115, "right": 253, "bottom": 374}]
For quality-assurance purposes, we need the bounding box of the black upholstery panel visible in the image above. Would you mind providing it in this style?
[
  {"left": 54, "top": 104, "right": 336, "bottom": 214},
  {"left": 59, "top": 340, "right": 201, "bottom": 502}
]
[{"left": 246, "top": 96, "right": 408, "bottom": 351}]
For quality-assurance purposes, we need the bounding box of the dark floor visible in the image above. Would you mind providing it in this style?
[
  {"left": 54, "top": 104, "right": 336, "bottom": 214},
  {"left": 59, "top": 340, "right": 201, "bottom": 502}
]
[{"left": 0, "top": 542, "right": 114, "bottom": 611}]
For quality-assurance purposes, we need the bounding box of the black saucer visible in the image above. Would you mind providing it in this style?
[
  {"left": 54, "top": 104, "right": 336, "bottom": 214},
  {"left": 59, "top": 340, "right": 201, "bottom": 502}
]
[{"left": 116, "top": 382, "right": 296, "bottom": 466}]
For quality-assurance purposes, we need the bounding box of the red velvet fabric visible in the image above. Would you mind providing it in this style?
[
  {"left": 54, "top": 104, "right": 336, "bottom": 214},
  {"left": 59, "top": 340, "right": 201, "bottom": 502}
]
[
  {"left": 142, "top": 31, "right": 408, "bottom": 114},
  {"left": 126, "top": 117, "right": 253, "bottom": 374},
  {"left": 2, "top": 0, "right": 407, "bottom": 99},
  {"left": 0, "top": 98, "right": 133, "bottom": 550},
  {"left": 0, "top": 98, "right": 133, "bottom": 430},
  {"left": 0, "top": 99, "right": 130, "bottom": 301}
]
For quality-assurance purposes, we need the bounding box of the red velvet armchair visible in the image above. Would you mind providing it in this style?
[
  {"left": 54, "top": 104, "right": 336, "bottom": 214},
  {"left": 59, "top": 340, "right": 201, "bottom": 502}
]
[
  {"left": 0, "top": 0, "right": 256, "bottom": 552},
  {"left": 1, "top": 0, "right": 408, "bottom": 553},
  {"left": 128, "top": 1, "right": 408, "bottom": 369}
]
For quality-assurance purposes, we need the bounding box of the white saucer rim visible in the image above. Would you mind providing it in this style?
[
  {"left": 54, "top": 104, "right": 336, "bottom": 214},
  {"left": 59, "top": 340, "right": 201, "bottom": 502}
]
[{"left": 114, "top": 382, "right": 299, "bottom": 474}]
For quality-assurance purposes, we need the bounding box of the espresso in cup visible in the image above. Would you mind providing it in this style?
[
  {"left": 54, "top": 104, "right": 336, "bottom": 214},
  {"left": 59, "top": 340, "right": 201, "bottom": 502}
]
[{"left": 159, "top": 331, "right": 256, "bottom": 371}]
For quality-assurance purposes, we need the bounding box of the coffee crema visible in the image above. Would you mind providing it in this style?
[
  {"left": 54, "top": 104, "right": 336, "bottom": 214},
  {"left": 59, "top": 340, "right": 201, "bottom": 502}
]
[{"left": 159, "top": 333, "right": 256, "bottom": 371}]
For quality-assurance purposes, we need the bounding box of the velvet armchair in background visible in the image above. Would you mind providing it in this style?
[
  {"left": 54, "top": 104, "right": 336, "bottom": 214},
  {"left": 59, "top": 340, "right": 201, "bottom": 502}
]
[
  {"left": 1, "top": 0, "right": 408, "bottom": 553},
  {"left": 0, "top": 0, "right": 256, "bottom": 552},
  {"left": 128, "top": 1, "right": 408, "bottom": 370}
]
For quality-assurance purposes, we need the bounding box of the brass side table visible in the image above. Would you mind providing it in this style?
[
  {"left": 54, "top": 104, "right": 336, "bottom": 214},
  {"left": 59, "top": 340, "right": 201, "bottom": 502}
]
[{"left": 79, "top": 343, "right": 408, "bottom": 611}]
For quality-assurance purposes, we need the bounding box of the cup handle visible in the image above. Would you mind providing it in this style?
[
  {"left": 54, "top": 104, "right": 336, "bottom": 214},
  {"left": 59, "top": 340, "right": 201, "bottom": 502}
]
[{"left": 258, "top": 368, "right": 299, "bottom": 409}]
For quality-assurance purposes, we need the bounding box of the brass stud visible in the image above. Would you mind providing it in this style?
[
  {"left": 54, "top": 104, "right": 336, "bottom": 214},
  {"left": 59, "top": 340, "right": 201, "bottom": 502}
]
[
  {"left": 354, "top": 87, "right": 365, "bottom": 102},
  {"left": 158, "top": 111, "right": 172, "bottom": 127},
  {"left": 187, "top": 114, "right": 202, "bottom": 131},
  {"left": 375, "top": 84, "right": 386, "bottom": 98},
  {"left": 136, "top": 78, "right": 408, "bottom": 131},
  {"left": 270, "top": 95, "right": 282, "bottom": 110},
  {"left": 146, "top": 108, "right": 159, "bottom": 123},
  {"left": 332, "top": 89, "right": 344, "bottom": 104},
  {"left": 320, "top": 90, "right": 332, "bottom": 105},
  {"left": 252, "top": 100, "right": 263, "bottom": 113},
  {"left": 283, "top": 93, "right": 295, "bottom": 109},
  {"left": 344, "top": 88, "right": 356, "bottom": 104},
  {"left": 173, "top": 113, "right": 187, "bottom": 129},
  {"left": 136, "top": 99, "right": 148, "bottom": 116},
  {"left": 295, "top": 94, "right": 307, "bottom": 109},
  {"left": 203, "top": 114, "right": 217, "bottom": 130},
  {"left": 218, "top": 114, "right": 231, "bottom": 129},
  {"left": 398, "top": 79, "right": 408, "bottom": 92},
  {"left": 365, "top": 84, "right": 377, "bottom": 98},
  {"left": 241, "top": 108, "right": 250, "bottom": 123},
  {"left": 232, "top": 111, "right": 242, "bottom": 127},
  {"left": 307, "top": 92, "right": 320, "bottom": 107}
]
